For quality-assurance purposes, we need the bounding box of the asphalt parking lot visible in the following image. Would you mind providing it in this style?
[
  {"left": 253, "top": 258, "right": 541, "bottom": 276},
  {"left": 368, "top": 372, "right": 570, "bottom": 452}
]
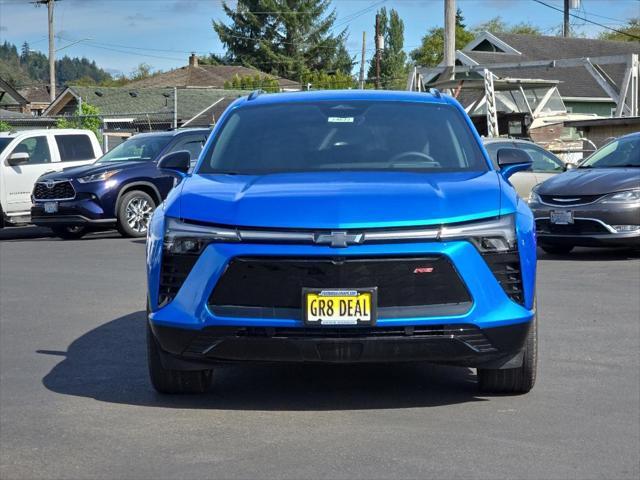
[{"left": 0, "top": 226, "right": 639, "bottom": 480}]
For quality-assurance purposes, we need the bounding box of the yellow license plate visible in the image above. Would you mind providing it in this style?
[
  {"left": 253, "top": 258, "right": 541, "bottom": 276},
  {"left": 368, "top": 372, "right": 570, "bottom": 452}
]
[{"left": 303, "top": 288, "right": 377, "bottom": 325}]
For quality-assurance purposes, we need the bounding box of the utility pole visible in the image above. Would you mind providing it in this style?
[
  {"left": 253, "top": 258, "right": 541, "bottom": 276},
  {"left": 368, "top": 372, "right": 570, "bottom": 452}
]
[
  {"left": 563, "top": 0, "right": 570, "bottom": 37},
  {"left": 375, "top": 14, "right": 381, "bottom": 90},
  {"left": 443, "top": 0, "right": 456, "bottom": 80},
  {"left": 359, "top": 31, "right": 366, "bottom": 90},
  {"left": 33, "top": 0, "right": 57, "bottom": 101}
]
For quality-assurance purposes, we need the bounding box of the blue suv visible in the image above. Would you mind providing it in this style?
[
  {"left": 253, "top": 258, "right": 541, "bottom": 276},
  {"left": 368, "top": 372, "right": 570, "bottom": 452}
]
[
  {"left": 31, "top": 129, "right": 209, "bottom": 238},
  {"left": 146, "top": 90, "right": 537, "bottom": 394}
]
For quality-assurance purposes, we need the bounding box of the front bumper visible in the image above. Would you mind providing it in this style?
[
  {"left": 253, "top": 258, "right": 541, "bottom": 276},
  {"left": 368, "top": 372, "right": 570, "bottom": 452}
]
[
  {"left": 530, "top": 200, "right": 640, "bottom": 247},
  {"left": 150, "top": 321, "right": 530, "bottom": 368},
  {"left": 31, "top": 199, "right": 116, "bottom": 227}
]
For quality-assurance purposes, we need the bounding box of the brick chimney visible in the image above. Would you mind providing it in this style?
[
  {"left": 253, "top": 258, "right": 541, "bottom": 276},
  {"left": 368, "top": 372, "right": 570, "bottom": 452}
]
[{"left": 189, "top": 53, "right": 198, "bottom": 67}]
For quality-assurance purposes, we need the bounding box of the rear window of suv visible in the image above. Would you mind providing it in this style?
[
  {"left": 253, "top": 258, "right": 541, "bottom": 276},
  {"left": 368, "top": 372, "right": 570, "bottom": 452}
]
[{"left": 198, "top": 101, "right": 487, "bottom": 174}]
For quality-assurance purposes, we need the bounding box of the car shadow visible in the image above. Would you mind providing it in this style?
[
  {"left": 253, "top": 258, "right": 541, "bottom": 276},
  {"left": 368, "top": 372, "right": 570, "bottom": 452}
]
[
  {"left": 40, "top": 311, "right": 488, "bottom": 410},
  {"left": 537, "top": 246, "right": 639, "bottom": 261},
  {"left": 0, "top": 226, "right": 123, "bottom": 242}
]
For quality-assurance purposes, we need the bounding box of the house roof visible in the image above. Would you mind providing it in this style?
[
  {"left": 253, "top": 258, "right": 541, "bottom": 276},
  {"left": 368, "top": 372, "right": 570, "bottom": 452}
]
[
  {"left": 127, "top": 64, "right": 299, "bottom": 90},
  {"left": 18, "top": 85, "right": 52, "bottom": 104},
  {"left": 44, "top": 86, "right": 246, "bottom": 126},
  {"left": 458, "top": 32, "right": 639, "bottom": 99},
  {"left": 0, "top": 77, "right": 28, "bottom": 108}
]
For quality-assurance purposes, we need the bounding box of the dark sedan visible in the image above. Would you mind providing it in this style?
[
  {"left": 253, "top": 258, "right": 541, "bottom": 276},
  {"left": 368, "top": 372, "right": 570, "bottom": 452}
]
[
  {"left": 31, "top": 129, "right": 209, "bottom": 238},
  {"left": 529, "top": 132, "right": 640, "bottom": 254}
]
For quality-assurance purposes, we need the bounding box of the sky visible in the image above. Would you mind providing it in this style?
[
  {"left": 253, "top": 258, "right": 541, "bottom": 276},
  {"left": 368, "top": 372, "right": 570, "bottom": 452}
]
[{"left": 0, "top": 0, "right": 638, "bottom": 78}]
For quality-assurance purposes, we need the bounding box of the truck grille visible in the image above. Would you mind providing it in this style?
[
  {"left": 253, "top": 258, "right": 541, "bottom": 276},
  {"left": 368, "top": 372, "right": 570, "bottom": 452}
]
[
  {"left": 209, "top": 256, "right": 471, "bottom": 313},
  {"left": 33, "top": 181, "right": 75, "bottom": 201}
]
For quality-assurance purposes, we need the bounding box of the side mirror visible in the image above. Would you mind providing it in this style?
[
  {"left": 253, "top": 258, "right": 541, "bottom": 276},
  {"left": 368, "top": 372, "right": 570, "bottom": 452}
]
[
  {"left": 564, "top": 163, "right": 576, "bottom": 171},
  {"left": 7, "top": 152, "right": 29, "bottom": 166},
  {"left": 497, "top": 148, "right": 532, "bottom": 180},
  {"left": 158, "top": 150, "right": 190, "bottom": 175}
]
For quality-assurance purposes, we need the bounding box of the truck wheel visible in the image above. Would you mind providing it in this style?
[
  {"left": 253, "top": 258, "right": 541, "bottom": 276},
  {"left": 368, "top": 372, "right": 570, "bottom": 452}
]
[
  {"left": 147, "top": 322, "right": 213, "bottom": 394},
  {"left": 51, "top": 225, "right": 87, "bottom": 240},
  {"left": 541, "top": 245, "right": 573, "bottom": 255},
  {"left": 117, "top": 190, "right": 156, "bottom": 238},
  {"left": 478, "top": 313, "right": 537, "bottom": 394}
]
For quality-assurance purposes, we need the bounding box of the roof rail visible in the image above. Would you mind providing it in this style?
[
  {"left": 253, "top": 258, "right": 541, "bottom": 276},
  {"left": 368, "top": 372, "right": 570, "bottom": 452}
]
[
  {"left": 248, "top": 89, "right": 266, "bottom": 101},
  {"left": 429, "top": 88, "right": 441, "bottom": 98}
]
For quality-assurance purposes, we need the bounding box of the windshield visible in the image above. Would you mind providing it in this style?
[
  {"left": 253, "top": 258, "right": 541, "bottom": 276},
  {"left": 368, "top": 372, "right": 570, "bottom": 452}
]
[
  {"left": 198, "top": 101, "right": 487, "bottom": 174},
  {"left": 0, "top": 138, "right": 12, "bottom": 155},
  {"left": 580, "top": 135, "right": 640, "bottom": 168},
  {"left": 98, "top": 135, "right": 172, "bottom": 163}
]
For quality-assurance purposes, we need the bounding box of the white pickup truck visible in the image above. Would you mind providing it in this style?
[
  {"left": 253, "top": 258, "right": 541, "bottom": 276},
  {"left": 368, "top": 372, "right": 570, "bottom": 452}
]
[{"left": 0, "top": 128, "right": 102, "bottom": 227}]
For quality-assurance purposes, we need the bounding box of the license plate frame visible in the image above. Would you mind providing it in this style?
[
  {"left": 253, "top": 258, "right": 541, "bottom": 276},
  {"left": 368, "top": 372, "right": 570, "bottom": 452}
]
[
  {"left": 43, "top": 202, "right": 58, "bottom": 214},
  {"left": 550, "top": 210, "right": 574, "bottom": 225},
  {"left": 302, "top": 287, "right": 377, "bottom": 326}
]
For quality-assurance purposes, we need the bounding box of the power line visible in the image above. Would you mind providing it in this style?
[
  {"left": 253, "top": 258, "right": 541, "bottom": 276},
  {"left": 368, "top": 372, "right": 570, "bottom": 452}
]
[{"left": 532, "top": 0, "right": 640, "bottom": 40}]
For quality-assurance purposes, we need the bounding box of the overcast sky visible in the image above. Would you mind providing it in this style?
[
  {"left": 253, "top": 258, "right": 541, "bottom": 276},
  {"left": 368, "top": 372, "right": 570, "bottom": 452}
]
[{"left": 0, "top": 0, "right": 638, "bottom": 77}]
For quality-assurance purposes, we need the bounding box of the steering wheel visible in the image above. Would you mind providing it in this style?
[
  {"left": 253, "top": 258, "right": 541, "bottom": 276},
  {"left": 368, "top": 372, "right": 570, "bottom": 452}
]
[{"left": 389, "top": 151, "right": 438, "bottom": 165}]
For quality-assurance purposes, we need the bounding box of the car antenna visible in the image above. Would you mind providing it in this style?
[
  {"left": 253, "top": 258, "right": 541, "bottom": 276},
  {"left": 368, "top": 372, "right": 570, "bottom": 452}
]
[
  {"left": 429, "top": 88, "right": 441, "bottom": 98},
  {"left": 248, "top": 89, "right": 266, "bottom": 101}
]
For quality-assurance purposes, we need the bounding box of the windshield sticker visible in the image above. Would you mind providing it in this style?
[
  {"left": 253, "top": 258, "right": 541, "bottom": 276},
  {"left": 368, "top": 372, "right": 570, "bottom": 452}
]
[{"left": 328, "top": 117, "right": 354, "bottom": 123}]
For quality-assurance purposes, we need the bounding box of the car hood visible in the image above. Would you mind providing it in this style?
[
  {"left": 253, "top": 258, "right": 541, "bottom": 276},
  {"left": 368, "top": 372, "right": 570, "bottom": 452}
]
[
  {"left": 174, "top": 170, "right": 503, "bottom": 229},
  {"left": 38, "top": 161, "right": 149, "bottom": 181},
  {"left": 538, "top": 168, "right": 640, "bottom": 196}
]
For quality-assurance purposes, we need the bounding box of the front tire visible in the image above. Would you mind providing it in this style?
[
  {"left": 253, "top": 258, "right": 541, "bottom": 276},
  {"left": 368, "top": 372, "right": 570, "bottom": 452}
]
[
  {"left": 51, "top": 225, "right": 87, "bottom": 240},
  {"left": 541, "top": 244, "right": 573, "bottom": 255},
  {"left": 147, "top": 322, "right": 213, "bottom": 394},
  {"left": 478, "top": 313, "right": 538, "bottom": 394},
  {"left": 117, "top": 190, "right": 156, "bottom": 238}
]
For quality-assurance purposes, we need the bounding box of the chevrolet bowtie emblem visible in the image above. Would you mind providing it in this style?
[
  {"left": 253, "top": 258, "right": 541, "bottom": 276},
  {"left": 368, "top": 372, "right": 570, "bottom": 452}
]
[{"left": 314, "top": 231, "right": 364, "bottom": 248}]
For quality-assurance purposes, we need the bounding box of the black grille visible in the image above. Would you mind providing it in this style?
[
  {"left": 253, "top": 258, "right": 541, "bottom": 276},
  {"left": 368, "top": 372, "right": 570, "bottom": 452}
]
[
  {"left": 158, "top": 252, "right": 199, "bottom": 306},
  {"left": 33, "top": 181, "right": 75, "bottom": 200},
  {"left": 481, "top": 251, "right": 524, "bottom": 304},
  {"left": 540, "top": 194, "right": 602, "bottom": 206},
  {"left": 536, "top": 219, "right": 610, "bottom": 235},
  {"left": 184, "top": 324, "right": 497, "bottom": 355},
  {"left": 209, "top": 256, "right": 471, "bottom": 311}
]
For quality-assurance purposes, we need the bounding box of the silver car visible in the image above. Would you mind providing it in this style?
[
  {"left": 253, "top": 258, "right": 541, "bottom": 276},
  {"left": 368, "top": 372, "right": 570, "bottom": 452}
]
[{"left": 484, "top": 138, "right": 566, "bottom": 199}]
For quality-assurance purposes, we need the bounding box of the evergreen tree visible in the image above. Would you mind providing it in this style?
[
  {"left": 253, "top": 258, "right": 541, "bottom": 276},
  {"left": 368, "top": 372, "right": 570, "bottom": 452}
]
[
  {"left": 367, "top": 7, "right": 408, "bottom": 89},
  {"left": 213, "top": 0, "right": 354, "bottom": 80},
  {"left": 20, "top": 42, "right": 30, "bottom": 63}
]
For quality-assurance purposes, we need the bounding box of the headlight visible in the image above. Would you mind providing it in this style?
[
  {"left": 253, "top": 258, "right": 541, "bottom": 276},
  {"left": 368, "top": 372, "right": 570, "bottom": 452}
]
[
  {"left": 599, "top": 189, "right": 640, "bottom": 204},
  {"left": 164, "top": 217, "right": 239, "bottom": 254},
  {"left": 440, "top": 214, "right": 517, "bottom": 252},
  {"left": 528, "top": 187, "right": 542, "bottom": 204},
  {"left": 77, "top": 170, "right": 121, "bottom": 183}
]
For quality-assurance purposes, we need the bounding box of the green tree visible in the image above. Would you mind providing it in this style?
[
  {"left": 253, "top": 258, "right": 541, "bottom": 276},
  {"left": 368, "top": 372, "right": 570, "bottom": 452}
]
[
  {"left": 474, "top": 17, "right": 541, "bottom": 36},
  {"left": 301, "top": 70, "right": 355, "bottom": 89},
  {"left": 0, "top": 121, "right": 11, "bottom": 132},
  {"left": 20, "top": 41, "right": 30, "bottom": 63},
  {"left": 599, "top": 18, "right": 640, "bottom": 42},
  {"left": 56, "top": 102, "right": 101, "bottom": 140},
  {"left": 367, "top": 8, "right": 408, "bottom": 89},
  {"left": 410, "top": 9, "right": 474, "bottom": 67},
  {"left": 213, "top": 0, "right": 354, "bottom": 80},
  {"left": 130, "top": 63, "right": 154, "bottom": 81}
]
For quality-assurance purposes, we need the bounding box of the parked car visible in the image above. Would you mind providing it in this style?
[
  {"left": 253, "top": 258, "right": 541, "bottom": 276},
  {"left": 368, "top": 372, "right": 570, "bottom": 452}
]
[
  {"left": 146, "top": 90, "right": 538, "bottom": 395},
  {"left": 31, "top": 128, "right": 209, "bottom": 239},
  {"left": 484, "top": 138, "right": 565, "bottom": 199},
  {"left": 0, "top": 128, "right": 102, "bottom": 228},
  {"left": 529, "top": 132, "right": 640, "bottom": 254}
]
